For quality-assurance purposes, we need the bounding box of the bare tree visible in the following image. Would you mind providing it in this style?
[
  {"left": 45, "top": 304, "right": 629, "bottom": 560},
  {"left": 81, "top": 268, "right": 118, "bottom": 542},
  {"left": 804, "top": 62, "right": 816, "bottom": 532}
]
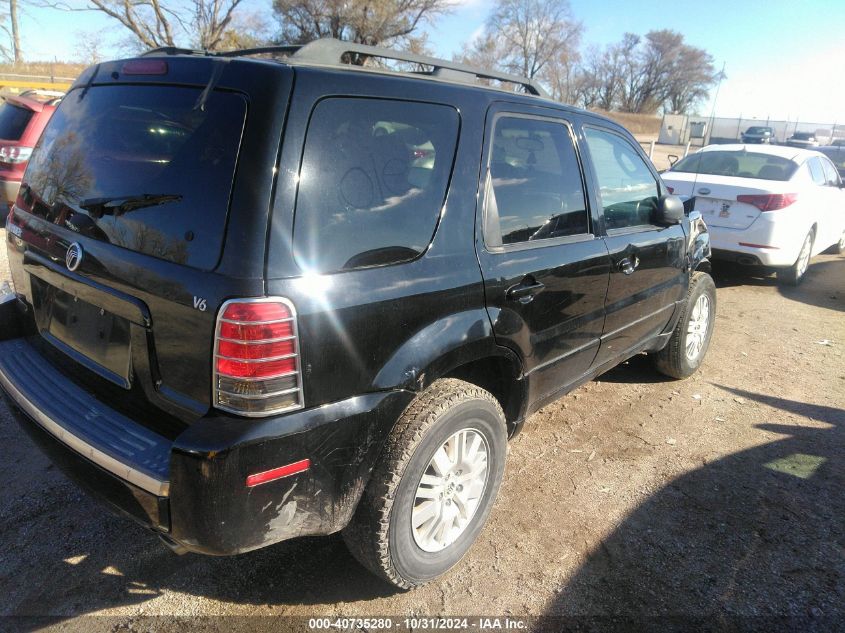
[
  {"left": 273, "top": 0, "right": 450, "bottom": 50},
  {"left": 192, "top": 0, "right": 244, "bottom": 49},
  {"left": 46, "top": 0, "right": 246, "bottom": 51},
  {"left": 459, "top": 0, "right": 582, "bottom": 87},
  {"left": 576, "top": 29, "right": 717, "bottom": 114}
]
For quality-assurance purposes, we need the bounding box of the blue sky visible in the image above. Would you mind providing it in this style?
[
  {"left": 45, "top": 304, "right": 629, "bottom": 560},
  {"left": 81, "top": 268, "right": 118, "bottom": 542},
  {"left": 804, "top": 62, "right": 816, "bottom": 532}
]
[{"left": 16, "top": 0, "right": 845, "bottom": 122}]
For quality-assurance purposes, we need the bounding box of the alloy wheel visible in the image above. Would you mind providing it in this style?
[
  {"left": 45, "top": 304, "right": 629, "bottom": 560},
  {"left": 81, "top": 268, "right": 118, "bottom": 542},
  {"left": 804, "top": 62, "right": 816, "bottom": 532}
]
[
  {"left": 686, "top": 294, "right": 711, "bottom": 361},
  {"left": 411, "top": 429, "right": 489, "bottom": 553}
]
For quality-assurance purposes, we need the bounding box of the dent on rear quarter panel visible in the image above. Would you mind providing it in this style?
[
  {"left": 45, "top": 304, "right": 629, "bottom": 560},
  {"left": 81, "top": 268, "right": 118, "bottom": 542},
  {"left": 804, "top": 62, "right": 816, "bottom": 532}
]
[{"left": 373, "top": 308, "right": 497, "bottom": 391}]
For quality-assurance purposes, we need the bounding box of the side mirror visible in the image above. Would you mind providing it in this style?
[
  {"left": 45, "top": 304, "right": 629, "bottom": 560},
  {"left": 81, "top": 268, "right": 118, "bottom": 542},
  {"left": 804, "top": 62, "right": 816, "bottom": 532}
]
[{"left": 655, "top": 194, "right": 685, "bottom": 225}]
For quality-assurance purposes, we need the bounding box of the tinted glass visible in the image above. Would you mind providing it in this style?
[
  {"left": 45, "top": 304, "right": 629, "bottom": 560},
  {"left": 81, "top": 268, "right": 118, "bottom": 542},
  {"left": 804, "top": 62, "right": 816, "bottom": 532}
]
[
  {"left": 671, "top": 151, "right": 798, "bottom": 181},
  {"left": 0, "top": 101, "right": 33, "bottom": 140},
  {"left": 808, "top": 158, "right": 826, "bottom": 185},
  {"left": 487, "top": 117, "right": 588, "bottom": 245},
  {"left": 584, "top": 127, "right": 658, "bottom": 230},
  {"left": 19, "top": 85, "right": 247, "bottom": 270},
  {"left": 293, "top": 98, "right": 459, "bottom": 274},
  {"left": 746, "top": 127, "right": 771, "bottom": 134}
]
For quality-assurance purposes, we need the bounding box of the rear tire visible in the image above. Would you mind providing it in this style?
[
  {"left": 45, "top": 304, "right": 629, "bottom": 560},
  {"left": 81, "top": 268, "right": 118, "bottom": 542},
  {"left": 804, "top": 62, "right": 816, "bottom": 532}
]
[
  {"left": 343, "top": 379, "right": 507, "bottom": 589},
  {"left": 653, "top": 271, "right": 716, "bottom": 379},
  {"left": 778, "top": 230, "right": 814, "bottom": 285}
]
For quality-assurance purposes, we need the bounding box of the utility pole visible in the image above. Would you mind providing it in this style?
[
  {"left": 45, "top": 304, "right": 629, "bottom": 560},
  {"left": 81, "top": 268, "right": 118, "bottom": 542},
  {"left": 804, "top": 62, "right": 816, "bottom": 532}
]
[{"left": 707, "top": 62, "right": 726, "bottom": 144}]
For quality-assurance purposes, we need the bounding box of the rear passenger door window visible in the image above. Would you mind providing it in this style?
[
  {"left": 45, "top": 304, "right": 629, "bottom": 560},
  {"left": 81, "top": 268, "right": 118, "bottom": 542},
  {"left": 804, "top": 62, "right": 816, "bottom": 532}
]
[
  {"left": 293, "top": 98, "right": 459, "bottom": 274},
  {"left": 484, "top": 115, "right": 589, "bottom": 247},
  {"left": 583, "top": 127, "right": 659, "bottom": 231}
]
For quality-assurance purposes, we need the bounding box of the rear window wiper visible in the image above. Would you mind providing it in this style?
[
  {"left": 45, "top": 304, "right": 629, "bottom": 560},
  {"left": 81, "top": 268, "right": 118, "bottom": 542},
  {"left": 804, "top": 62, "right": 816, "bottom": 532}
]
[{"left": 79, "top": 193, "right": 182, "bottom": 218}]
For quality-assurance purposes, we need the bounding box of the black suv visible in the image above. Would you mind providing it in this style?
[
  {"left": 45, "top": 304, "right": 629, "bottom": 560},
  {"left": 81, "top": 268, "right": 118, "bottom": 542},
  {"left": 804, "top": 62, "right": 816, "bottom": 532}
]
[{"left": 0, "top": 39, "right": 714, "bottom": 588}]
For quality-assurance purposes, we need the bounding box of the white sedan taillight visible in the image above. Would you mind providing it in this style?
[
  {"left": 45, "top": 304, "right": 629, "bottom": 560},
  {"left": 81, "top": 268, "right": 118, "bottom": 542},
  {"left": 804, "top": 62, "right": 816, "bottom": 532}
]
[{"left": 213, "top": 298, "right": 303, "bottom": 416}]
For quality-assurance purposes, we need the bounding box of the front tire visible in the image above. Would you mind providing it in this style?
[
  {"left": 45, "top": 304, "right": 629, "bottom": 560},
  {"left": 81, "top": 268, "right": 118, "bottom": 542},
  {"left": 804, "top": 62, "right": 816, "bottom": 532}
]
[
  {"left": 343, "top": 379, "right": 507, "bottom": 589},
  {"left": 653, "top": 271, "right": 716, "bottom": 379},
  {"left": 778, "top": 230, "right": 814, "bottom": 285}
]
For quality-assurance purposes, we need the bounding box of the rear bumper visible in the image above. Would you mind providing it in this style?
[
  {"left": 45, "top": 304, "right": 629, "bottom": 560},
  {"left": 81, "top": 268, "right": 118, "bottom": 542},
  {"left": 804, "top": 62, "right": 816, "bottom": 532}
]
[
  {"left": 707, "top": 220, "right": 804, "bottom": 267},
  {"left": 0, "top": 311, "right": 414, "bottom": 555}
]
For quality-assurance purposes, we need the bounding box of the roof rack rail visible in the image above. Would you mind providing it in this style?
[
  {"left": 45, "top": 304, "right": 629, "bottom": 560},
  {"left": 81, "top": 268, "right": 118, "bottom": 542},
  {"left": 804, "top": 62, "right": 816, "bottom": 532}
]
[
  {"left": 209, "top": 38, "right": 548, "bottom": 97},
  {"left": 140, "top": 39, "right": 548, "bottom": 97}
]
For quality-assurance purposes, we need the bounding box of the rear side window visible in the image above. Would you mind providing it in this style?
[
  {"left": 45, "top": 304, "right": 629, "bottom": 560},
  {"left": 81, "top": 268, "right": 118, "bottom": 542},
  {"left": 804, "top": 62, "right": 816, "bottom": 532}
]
[
  {"left": 485, "top": 115, "right": 588, "bottom": 246},
  {"left": 584, "top": 127, "right": 658, "bottom": 230},
  {"left": 19, "top": 85, "right": 247, "bottom": 270},
  {"left": 293, "top": 98, "right": 459, "bottom": 274},
  {"left": 820, "top": 157, "right": 841, "bottom": 185},
  {"left": 807, "top": 157, "right": 826, "bottom": 185},
  {"left": 0, "top": 100, "right": 33, "bottom": 140}
]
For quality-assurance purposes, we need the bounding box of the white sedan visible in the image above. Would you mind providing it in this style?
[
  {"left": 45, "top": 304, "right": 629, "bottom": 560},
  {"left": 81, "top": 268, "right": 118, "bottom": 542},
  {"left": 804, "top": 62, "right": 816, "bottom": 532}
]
[{"left": 662, "top": 144, "right": 845, "bottom": 284}]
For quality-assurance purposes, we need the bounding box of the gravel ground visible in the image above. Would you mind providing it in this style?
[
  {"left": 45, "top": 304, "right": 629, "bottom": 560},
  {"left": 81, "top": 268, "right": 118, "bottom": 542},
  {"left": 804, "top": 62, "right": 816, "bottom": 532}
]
[{"left": 0, "top": 229, "right": 843, "bottom": 631}]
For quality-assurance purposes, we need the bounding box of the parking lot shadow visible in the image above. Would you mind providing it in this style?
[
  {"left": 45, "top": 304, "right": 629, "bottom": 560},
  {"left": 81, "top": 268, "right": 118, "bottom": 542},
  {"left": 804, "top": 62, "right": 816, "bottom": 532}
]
[
  {"left": 712, "top": 256, "right": 844, "bottom": 313},
  {"left": 776, "top": 258, "right": 845, "bottom": 313},
  {"left": 543, "top": 388, "right": 845, "bottom": 629}
]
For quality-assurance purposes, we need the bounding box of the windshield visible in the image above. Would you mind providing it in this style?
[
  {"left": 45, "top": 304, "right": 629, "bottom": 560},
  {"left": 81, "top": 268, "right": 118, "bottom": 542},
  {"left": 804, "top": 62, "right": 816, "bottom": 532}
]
[
  {"left": 670, "top": 151, "right": 798, "bottom": 181},
  {"left": 746, "top": 127, "right": 771, "bottom": 134},
  {"left": 18, "top": 84, "right": 247, "bottom": 270}
]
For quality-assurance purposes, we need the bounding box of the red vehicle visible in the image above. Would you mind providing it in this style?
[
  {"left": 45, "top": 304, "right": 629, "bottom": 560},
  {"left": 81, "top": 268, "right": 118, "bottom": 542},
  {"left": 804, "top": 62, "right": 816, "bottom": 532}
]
[{"left": 0, "top": 90, "right": 63, "bottom": 215}]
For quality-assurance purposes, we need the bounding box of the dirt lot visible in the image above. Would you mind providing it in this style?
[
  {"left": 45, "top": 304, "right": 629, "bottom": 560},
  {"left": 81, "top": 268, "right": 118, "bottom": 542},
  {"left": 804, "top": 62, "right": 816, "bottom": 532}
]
[{"left": 0, "top": 227, "right": 843, "bottom": 631}]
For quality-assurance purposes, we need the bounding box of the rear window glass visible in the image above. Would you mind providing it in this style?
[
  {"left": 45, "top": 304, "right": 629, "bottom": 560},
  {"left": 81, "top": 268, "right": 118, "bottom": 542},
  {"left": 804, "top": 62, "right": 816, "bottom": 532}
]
[
  {"left": 0, "top": 101, "right": 33, "bottom": 140},
  {"left": 19, "top": 85, "right": 247, "bottom": 270},
  {"left": 670, "top": 151, "right": 797, "bottom": 181},
  {"left": 293, "top": 98, "right": 459, "bottom": 274}
]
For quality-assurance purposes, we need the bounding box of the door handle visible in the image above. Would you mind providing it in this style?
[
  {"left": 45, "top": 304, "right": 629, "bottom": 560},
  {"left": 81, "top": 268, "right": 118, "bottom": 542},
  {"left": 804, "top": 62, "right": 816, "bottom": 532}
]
[
  {"left": 617, "top": 256, "right": 640, "bottom": 275},
  {"left": 506, "top": 278, "right": 545, "bottom": 304}
]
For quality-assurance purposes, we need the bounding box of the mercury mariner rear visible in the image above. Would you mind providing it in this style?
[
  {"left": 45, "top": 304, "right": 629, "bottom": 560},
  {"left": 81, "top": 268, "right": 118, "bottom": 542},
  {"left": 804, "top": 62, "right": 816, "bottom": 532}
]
[{"left": 0, "top": 54, "right": 411, "bottom": 556}]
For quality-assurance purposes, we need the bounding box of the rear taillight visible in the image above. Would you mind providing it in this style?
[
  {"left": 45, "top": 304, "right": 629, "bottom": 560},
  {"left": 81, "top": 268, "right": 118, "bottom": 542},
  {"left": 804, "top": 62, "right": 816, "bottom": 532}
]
[
  {"left": 0, "top": 146, "right": 33, "bottom": 165},
  {"left": 214, "top": 298, "right": 303, "bottom": 417},
  {"left": 737, "top": 193, "right": 798, "bottom": 211}
]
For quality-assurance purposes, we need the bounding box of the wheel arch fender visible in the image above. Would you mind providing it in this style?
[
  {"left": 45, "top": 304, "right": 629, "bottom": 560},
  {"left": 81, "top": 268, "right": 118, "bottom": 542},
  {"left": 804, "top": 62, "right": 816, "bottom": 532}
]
[
  {"left": 372, "top": 309, "right": 526, "bottom": 426},
  {"left": 688, "top": 214, "right": 712, "bottom": 274}
]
